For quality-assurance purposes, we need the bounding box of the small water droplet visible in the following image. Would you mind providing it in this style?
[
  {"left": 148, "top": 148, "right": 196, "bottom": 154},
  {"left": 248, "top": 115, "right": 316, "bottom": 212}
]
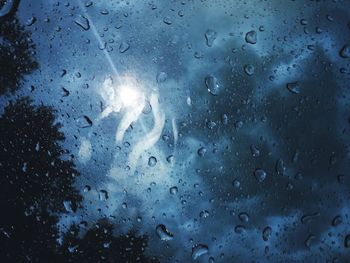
[
  {"left": 169, "top": 186, "right": 178, "bottom": 195},
  {"left": 244, "top": 64, "right": 255, "bottom": 76},
  {"left": 156, "top": 224, "right": 174, "bottom": 241},
  {"left": 339, "top": 45, "right": 350, "bottom": 58},
  {"left": 148, "top": 156, "right": 157, "bottom": 167},
  {"left": 254, "top": 169, "right": 267, "bottom": 182},
  {"left": 191, "top": 244, "right": 209, "bottom": 260},
  {"left": 156, "top": 72, "right": 168, "bottom": 83},
  {"left": 163, "top": 17, "right": 172, "bottom": 25},
  {"left": 197, "top": 147, "right": 207, "bottom": 157}
]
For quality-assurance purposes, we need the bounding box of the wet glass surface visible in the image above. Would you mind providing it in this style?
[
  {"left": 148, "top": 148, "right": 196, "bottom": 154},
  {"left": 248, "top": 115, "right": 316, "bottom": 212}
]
[{"left": 0, "top": 0, "right": 350, "bottom": 262}]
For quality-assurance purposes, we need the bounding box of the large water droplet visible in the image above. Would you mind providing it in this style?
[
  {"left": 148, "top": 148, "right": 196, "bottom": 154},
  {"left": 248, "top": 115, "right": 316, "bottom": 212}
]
[
  {"left": 77, "top": 115, "right": 93, "bottom": 128},
  {"left": 286, "top": 82, "right": 301, "bottom": 94},
  {"left": 245, "top": 30, "right": 257, "bottom": 44},
  {"left": 191, "top": 244, "right": 209, "bottom": 260},
  {"left": 205, "top": 75, "right": 220, "bottom": 96},
  {"left": 148, "top": 156, "right": 157, "bottom": 167},
  {"left": 156, "top": 224, "right": 174, "bottom": 241},
  {"left": 74, "top": 15, "right": 90, "bottom": 30},
  {"left": 119, "top": 42, "right": 130, "bottom": 53},
  {"left": 98, "top": 190, "right": 108, "bottom": 201},
  {"left": 262, "top": 226, "right": 272, "bottom": 241},
  {"left": 205, "top": 29, "right": 217, "bottom": 47}
]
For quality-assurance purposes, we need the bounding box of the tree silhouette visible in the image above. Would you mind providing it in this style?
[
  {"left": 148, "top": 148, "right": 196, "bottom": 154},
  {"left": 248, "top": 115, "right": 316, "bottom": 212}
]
[
  {"left": 58, "top": 219, "right": 159, "bottom": 263},
  {"left": 0, "top": 14, "right": 38, "bottom": 95},
  {"left": 0, "top": 98, "right": 82, "bottom": 263}
]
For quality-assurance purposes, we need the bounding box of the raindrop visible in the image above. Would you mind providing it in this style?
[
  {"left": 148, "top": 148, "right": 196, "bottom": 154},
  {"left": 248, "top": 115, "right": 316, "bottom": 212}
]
[
  {"left": 301, "top": 212, "right": 320, "bottom": 224},
  {"left": 122, "top": 202, "right": 127, "bottom": 209},
  {"left": 166, "top": 155, "right": 175, "bottom": 164},
  {"left": 238, "top": 212, "right": 249, "bottom": 222},
  {"left": 156, "top": 224, "right": 174, "bottom": 241},
  {"left": 197, "top": 147, "right": 207, "bottom": 157},
  {"left": 245, "top": 30, "right": 257, "bottom": 44},
  {"left": 83, "top": 185, "right": 91, "bottom": 192},
  {"left": 169, "top": 186, "right": 178, "bottom": 195},
  {"left": 156, "top": 72, "right": 168, "bottom": 83},
  {"left": 148, "top": 156, "right": 157, "bottom": 167},
  {"left": 244, "top": 64, "right": 255, "bottom": 76},
  {"left": 119, "top": 42, "right": 130, "bottom": 53},
  {"left": 205, "top": 29, "right": 217, "bottom": 47},
  {"left": 26, "top": 16, "right": 37, "bottom": 26},
  {"left": 275, "top": 159, "right": 286, "bottom": 175},
  {"left": 199, "top": 210, "right": 210, "bottom": 218},
  {"left": 205, "top": 75, "right": 220, "bottom": 96},
  {"left": 254, "top": 169, "right": 267, "bottom": 182},
  {"left": 262, "top": 226, "right": 272, "bottom": 241},
  {"left": 332, "top": 215, "right": 342, "bottom": 226},
  {"left": 250, "top": 145, "right": 260, "bottom": 157},
  {"left": 221, "top": 114, "right": 228, "bottom": 125},
  {"left": 74, "top": 15, "right": 90, "bottom": 30},
  {"left": 163, "top": 17, "right": 172, "bottom": 25},
  {"left": 191, "top": 244, "right": 209, "bottom": 260},
  {"left": 63, "top": 201, "right": 74, "bottom": 213},
  {"left": 286, "top": 82, "right": 301, "bottom": 94},
  {"left": 232, "top": 179, "right": 240, "bottom": 188},
  {"left": 304, "top": 234, "right": 315, "bottom": 248},
  {"left": 234, "top": 225, "right": 246, "bottom": 234},
  {"left": 76, "top": 115, "right": 93, "bottom": 128},
  {"left": 345, "top": 235, "right": 350, "bottom": 248},
  {"left": 98, "top": 190, "right": 108, "bottom": 201},
  {"left": 339, "top": 45, "right": 350, "bottom": 58},
  {"left": 0, "top": 0, "right": 17, "bottom": 17}
]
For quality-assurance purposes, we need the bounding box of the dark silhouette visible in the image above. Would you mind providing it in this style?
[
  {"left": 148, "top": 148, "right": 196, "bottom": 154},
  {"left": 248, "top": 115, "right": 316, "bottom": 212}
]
[
  {"left": 59, "top": 219, "right": 159, "bottom": 263},
  {"left": 0, "top": 15, "right": 38, "bottom": 95},
  {"left": 0, "top": 98, "right": 82, "bottom": 263}
]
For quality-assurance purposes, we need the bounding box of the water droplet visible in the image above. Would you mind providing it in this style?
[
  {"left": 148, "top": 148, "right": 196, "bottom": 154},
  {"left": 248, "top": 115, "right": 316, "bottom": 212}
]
[
  {"left": 254, "top": 169, "right": 267, "bottom": 182},
  {"left": 345, "top": 234, "right": 350, "bottom": 248},
  {"left": 234, "top": 225, "right": 246, "bottom": 234},
  {"left": 169, "top": 186, "right": 178, "bottom": 195},
  {"left": 205, "top": 75, "right": 220, "bottom": 96},
  {"left": 304, "top": 234, "right": 315, "bottom": 248},
  {"left": 26, "top": 16, "right": 37, "bottom": 26},
  {"left": 205, "top": 29, "right": 217, "bottom": 47},
  {"left": 98, "top": 190, "right": 108, "bottom": 201},
  {"left": 63, "top": 200, "right": 74, "bottom": 213},
  {"left": 166, "top": 155, "right": 175, "bottom": 164},
  {"left": 250, "top": 145, "right": 260, "bottom": 157},
  {"left": 83, "top": 185, "right": 91, "bottom": 192},
  {"left": 221, "top": 114, "right": 228, "bottom": 125},
  {"left": 148, "top": 156, "right": 157, "bottom": 167},
  {"left": 122, "top": 202, "right": 127, "bottom": 209},
  {"left": 262, "top": 226, "right": 272, "bottom": 241},
  {"left": 74, "top": 15, "right": 90, "bottom": 30},
  {"left": 238, "top": 212, "right": 249, "bottom": 222},
  {"left": 332, "top": 215, "right": 342, "bottom": 226},
  {"left": 76, "top": 115, "right": 93, "bottom": 128},
  {"left": 199, "top": 210, "right": 210, "bottom": 218},
  {"left": 286, "top": 82, "right": 301, "bottom": 94},
  {"left": 244, "top": 64, "right": 255, "bottom": 76},
  {"left": 245, "top": 30, "right": 257, "bottom": 44},
  {"left": 232, "top": 179, "right": 240, "bottom": 188},
  {"left": 301, "top": 212, "right": 320, "bottom": 224},
  {"left": 119, "top": 42, "right": 130, "bottom": 53},
  {"left": 163, "top": 17, "right": 172, "bottom": 25},
  {"left": 156, "top": 72, "right": 168, "bottom": 83},
  {"left": 197, "top": 147, "right": 207, "bottom": 157},
  {"left": 156, "top": 224, "right": 174, "bottom": 241},
  {"left": 191, "top": 244, "right": 209, "bottom": 260},
  {"left": 275, "top": 159, "right": 286, "bottom": 175},
  {"left": 339, "top": 45, "right": 350, "bottom": 58}
]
